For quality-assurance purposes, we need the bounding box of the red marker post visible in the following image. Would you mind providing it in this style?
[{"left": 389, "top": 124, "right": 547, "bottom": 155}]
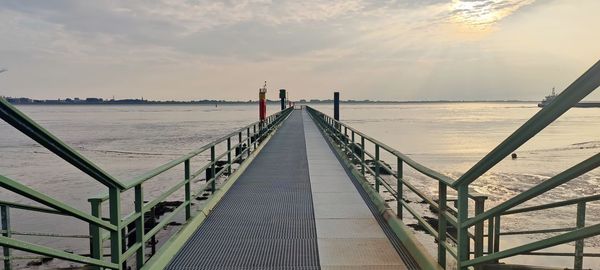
[{"left": 259, "top": 81, "right": 267, "bottom": 122}]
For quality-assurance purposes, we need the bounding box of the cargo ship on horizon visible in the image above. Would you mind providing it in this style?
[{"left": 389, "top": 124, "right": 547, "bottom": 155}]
[{"left": 538, "top": 87, "right": 600, "bottom": 107}]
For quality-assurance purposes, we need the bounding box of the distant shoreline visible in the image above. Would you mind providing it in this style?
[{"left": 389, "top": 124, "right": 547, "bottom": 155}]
[{"left": 4, "top": 97, "right": 537, "bottom": 105}]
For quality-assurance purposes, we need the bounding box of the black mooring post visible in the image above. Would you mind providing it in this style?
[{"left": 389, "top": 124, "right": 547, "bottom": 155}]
[
  {"left": 334, "top": 92, "right": 340, "bottom": 121},
  {"left": 279, "top": 89, "right": 286, "bottom": 111}
]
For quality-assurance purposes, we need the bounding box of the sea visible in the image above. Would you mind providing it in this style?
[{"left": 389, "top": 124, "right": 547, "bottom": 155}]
[{"left": 1, "top": 103, "right": 598, "bottom": 269}]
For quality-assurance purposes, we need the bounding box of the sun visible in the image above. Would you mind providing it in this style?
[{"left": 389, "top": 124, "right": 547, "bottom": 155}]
[{"left": 449, "top": 0, "right": 534, "bottom": 31}]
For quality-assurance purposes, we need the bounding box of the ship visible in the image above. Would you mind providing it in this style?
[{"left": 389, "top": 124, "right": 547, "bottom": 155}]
[{"left": 538, "top": 87, "right": 600, "bottom": 108}]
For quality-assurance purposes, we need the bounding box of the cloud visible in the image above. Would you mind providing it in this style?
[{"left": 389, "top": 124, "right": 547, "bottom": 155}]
[{"left": 4, "top": 0, "right": 596, "bottom": 102}]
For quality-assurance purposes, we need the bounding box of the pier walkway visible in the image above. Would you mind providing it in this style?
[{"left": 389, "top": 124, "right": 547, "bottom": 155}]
[{"left": 167, "top": 110, "right": 416, "bottom": 269}]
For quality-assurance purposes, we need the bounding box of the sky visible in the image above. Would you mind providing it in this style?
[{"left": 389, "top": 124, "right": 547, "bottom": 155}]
[{"left": 0, "top": 0, "right": 599, "bottom": 101}]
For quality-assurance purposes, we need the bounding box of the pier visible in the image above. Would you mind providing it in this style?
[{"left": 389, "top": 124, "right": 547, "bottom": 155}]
[{"left": 0, "top": 59, "right": 600, "bottom": 270}]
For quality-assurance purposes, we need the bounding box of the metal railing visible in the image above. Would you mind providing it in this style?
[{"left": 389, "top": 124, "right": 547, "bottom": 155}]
[
  {"left": 0, "top": 98, "right": 293, "bottom": 270},
  {"left": 306, "top": 59, "right": 600, "bottom": 270}
]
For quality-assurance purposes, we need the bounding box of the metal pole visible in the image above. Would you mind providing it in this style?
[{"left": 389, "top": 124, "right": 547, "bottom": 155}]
[
  {"left": 279, "top": 89, "right": 286, "bottom": 111},
  {"left": 109, "top": 187, "right": 123, "bottom": 269},
  {"left": 1, "top": 205, "right": 11, "bottom": 270},
  {"left": 227, "top": 138, "right": 232, "bottom": 174},
  {"left": 397, "top": 158, "right": 403, "bottom": 219},
  {"left": 574, "top": 202, "right": 586, "bottom": 269},
  {"left": 438, "top": 183, "right": 447, "bottom": 268},
  {"left": 456, "top": 185, "right": 469, "bottom": 270},
  {"left": 474, "top": 199, "right": 485, "bottom": 261},
  {"left": 375, "top": 145, "right": 380, "bottom": 192},
  {"left": 361, "top": 137, "right": 365, "bottom": 176},
  {"left": 89, "top": 200, "right": 102, "bottom": 270},
  {"left": 184, "top": 159, "right": 191, "bottom": 220},
  {"left": 134, "top": 185, "right": 145, "bottom": 268},
  {"left": 334, "top": 92, "right": 340, "bottom": 121},
  {"left": 211, "top": 146, "right": 216, "bottom": 193}
]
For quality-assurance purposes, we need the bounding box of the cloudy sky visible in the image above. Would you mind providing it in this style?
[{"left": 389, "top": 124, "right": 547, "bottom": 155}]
[{"left": 0, "top": 0, "right": 599, "bottom": 101}]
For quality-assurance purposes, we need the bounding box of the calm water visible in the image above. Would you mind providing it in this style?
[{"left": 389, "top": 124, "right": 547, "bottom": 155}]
[{"left": 1, "top": 103, "right": 599, "bottom": 268}]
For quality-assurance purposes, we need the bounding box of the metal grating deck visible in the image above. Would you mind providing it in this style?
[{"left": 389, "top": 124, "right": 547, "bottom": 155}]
[{"left": 167, "top": 111, "right": 320, "bottom": 270}]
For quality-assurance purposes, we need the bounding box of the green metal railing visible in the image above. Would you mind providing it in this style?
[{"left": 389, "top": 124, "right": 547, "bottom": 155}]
[
  {"left": 307, "top": 59, "right": 600, "bottom": 270},
  {"left": 0, "top": 98, "right": 292, "bottom": 270}
]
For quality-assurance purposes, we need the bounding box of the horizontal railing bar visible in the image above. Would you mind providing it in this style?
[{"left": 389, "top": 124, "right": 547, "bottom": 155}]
[
  {"left": 504, "top": 194, "right": 600, "bottom": 215},
  {"left": 400, "top": 200, "right": 439, "bottom": 239},
  {"left": 143, "top": 180, "right": 187, "bottom": 214},
  {"left": 464, "top": 153, "right": 600, "bottom": 228},
  {"left": 522, "top": 252, "right": 600, "bottom": 257},
  {"left": 191, "top": 179, "right": 215, "bottom": 199},
  {"left": 0, "top": 200, "right": 66, "bottom": 216},
  {"left": 0, "top": 235, "right": 118, "bottom": 269},
  {"left": 3, "top": 230, "right": 91, "bottom": 238},
  {"left": 143, "top": 202, "right": 187, "bottom": 242},
  {"left": 454, "top": 59, "right": 600, "bottom": 188},
  {"left": 462, "top": 223, "right": 600, "bottom": 267},
  {"left": 120, "top": 242, "right": 142, "bottom": 264},
  {"left": 499, "top": 227, "right": 576, "bottom": 236},
  {"left": 121, "top": 212, "right": 142, "bottom": 229},
  {"left": 0, "top": 174, "right": 116, "bottom": 232}
]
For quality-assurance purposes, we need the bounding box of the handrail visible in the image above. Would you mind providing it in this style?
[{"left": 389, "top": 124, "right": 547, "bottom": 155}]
[
  {"left": 453, "top": 59, "right": 600, "bottom": 188},
  {"left": 463, "top": 153, "right": 600, "bottom": 228},
  {"left": 0, "top": 103, "right": 293, "bottom": 270},
  {"left": 90, "top": 108, "right": 291, "bottom": 202},
  {"left": 306, "top": 57, "right": 600, "bottom": 270},
  {"left": 0, "top": 98, "right": 126, "bottom": 189},
  {"left": 0, "top": 174, "right": 117, "bottom": 232},
  {"left": 0, "top": 200, "right": 67, "bottom": 216},
  {"left": 306, "top": 107, "right": 456, "bottom": 186}
]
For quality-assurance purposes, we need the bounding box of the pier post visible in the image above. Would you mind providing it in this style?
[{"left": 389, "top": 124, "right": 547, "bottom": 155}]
[
  {"left": 333, "top": 92, "right": 340, "bottom": 121},
  {"left": 279, "top": 89, "right": 286, "bottom": 111}
]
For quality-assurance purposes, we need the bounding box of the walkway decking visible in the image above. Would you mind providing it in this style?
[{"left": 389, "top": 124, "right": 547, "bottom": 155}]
[{"left": 167, "top": 109, "right": 415, "bottom": 269}]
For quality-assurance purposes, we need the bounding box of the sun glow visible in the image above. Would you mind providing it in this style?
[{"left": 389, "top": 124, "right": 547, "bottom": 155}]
[{"left": 450, "top": 0, "right": 535, "bottom": 31}]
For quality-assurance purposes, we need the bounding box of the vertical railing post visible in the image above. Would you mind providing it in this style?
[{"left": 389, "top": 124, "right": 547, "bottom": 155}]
[
  {"left": 134, "top": 184, "right": 145, "bottom": 268},
  {"left": 184, "top": 159, "right": 191, "bottom": 220},
  {"left": 397, "top": 157, "right": 403, "bottom": 219},
  {"left": 89, "top": 199, "right": 103, "bottom": 270},
  {"left": 474, "top": 197, "right": 485, "bottom": 264},
  {"left": 487, "top": 217, "right": 494, "bottom": 256},
  {"left": 253, "top": 125, "right": 257, "bottom": 148},
  {"left": 227, "top": 138, "right": 232, "bottom": 174},
  {"left": 493, "top": 215, "right": 501, "bottom": 255},
  {"left": 456, "top": 185, "right": 469, "bottom": 270},
  {"left": 574, "top": 201, "right": 586, "bottom": 270},
  {"left": 438, "top": 183, "right": 447, "bottom": 268},
  {"left": 238, "top": 132, "right": 243, "bottom": 159},
  {"left": 1, "top": 205, "right": 11, "bottom": 270},
  {"left": 211, "top": 146, "right": 216, "bottom": 193},
  {"left": 246, "top": 128, "right": 251, "bottom": 154},
  {"left": 109, "top": 187, "right": 123, "bottom": 270},
  {"left": 351, "top": 130, "right": 355, "bottom": 163},
  {"left": 361, "top": 136, "right": 365, "bottom": 176},
  {"left": 375, "top": 145, "right": 380, "bottom": 192}
]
